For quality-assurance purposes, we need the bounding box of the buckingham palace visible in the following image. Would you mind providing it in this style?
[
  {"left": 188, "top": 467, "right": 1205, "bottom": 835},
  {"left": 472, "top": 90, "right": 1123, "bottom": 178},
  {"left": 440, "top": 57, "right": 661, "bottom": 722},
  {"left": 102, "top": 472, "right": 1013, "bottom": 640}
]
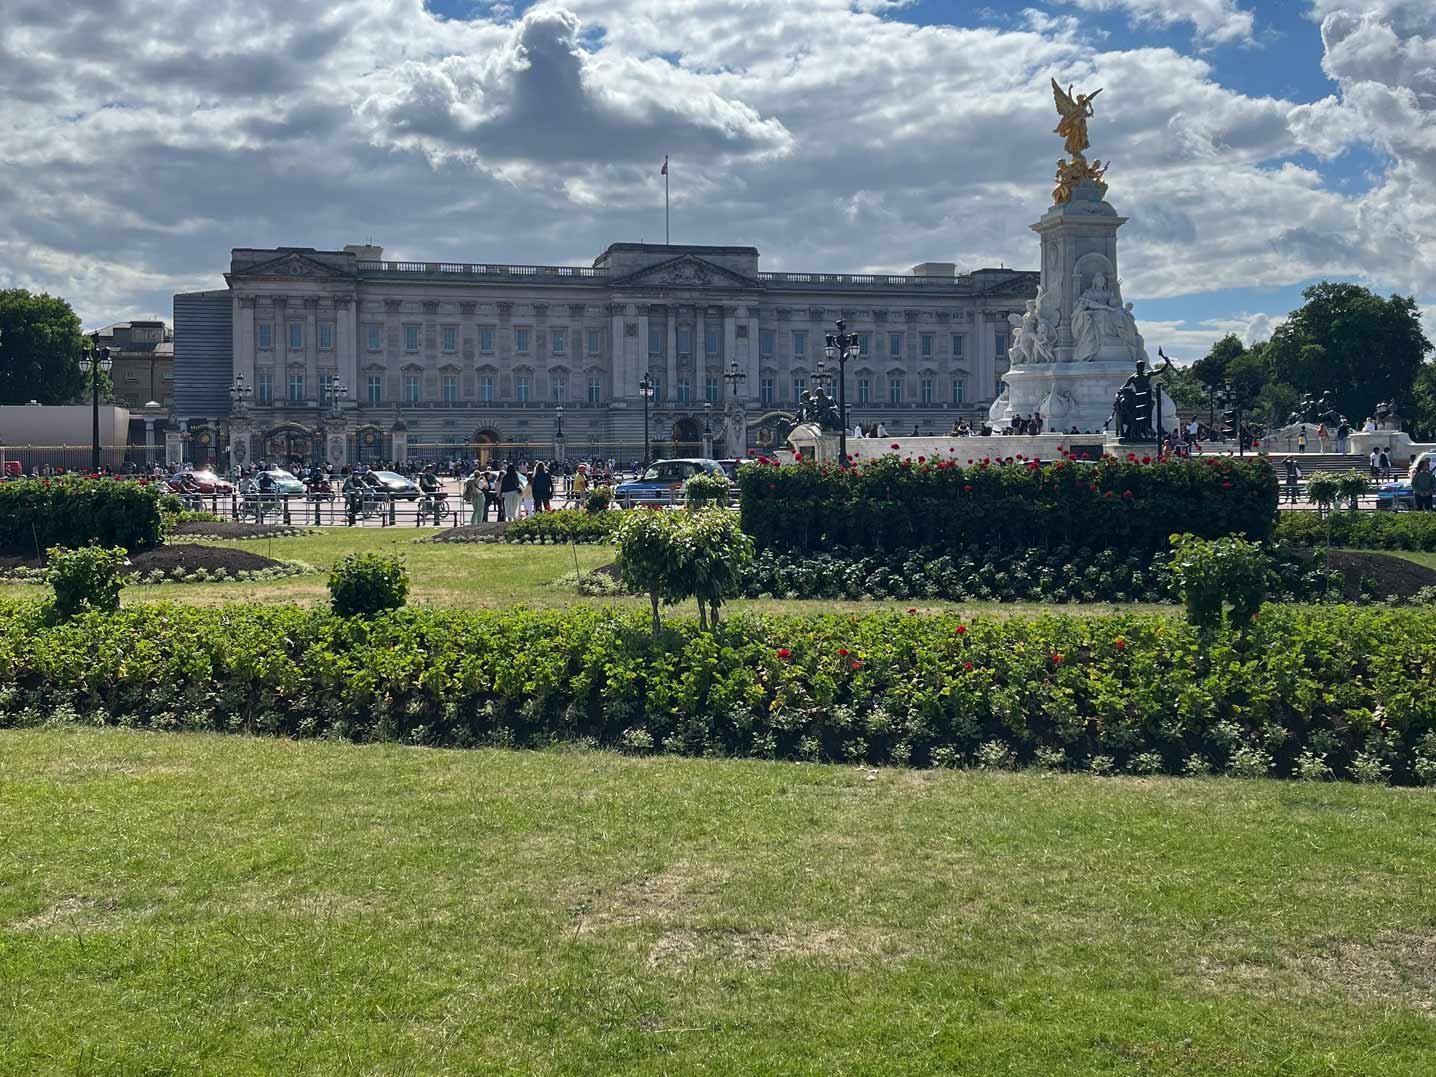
[{"left": 172, "top": 241, "right": 1038, "bottom": 467}]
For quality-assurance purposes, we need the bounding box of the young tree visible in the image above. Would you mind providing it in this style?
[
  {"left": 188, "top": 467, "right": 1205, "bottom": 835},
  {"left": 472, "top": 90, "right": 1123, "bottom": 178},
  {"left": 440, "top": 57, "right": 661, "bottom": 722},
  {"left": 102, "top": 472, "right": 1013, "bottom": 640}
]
[{"left": 0, "top": 289, "right": 88, "bottom": 405}]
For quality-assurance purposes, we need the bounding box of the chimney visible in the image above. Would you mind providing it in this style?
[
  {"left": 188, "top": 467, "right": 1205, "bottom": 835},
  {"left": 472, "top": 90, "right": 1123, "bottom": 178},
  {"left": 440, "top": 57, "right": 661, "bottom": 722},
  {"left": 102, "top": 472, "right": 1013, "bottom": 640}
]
[{"left": 910, "top": 262, "right": 956, "bottom": 277}]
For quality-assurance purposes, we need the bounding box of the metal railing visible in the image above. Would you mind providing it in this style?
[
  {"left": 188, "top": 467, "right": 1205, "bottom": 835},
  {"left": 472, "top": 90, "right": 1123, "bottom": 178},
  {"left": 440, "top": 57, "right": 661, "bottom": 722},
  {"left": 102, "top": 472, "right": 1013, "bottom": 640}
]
[{"left": 357, "top": 261, "right": 607, "bottom": 280}]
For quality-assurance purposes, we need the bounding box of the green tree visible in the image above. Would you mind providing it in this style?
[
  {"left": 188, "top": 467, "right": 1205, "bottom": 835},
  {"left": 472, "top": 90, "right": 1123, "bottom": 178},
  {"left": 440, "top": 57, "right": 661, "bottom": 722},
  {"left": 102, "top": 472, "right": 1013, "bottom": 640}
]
[
  {"left": 1191, "top": 333, "right": 1246, "bottom": 391},
  {"left": 0, "top": 289, "right": 88, "bottom": 405},
  {"left": 1265, "top": 283, "right": 1432, "bottom": 423},
  {"left": 1412, "top": 362, "right": 1436, "bottom": 440}
]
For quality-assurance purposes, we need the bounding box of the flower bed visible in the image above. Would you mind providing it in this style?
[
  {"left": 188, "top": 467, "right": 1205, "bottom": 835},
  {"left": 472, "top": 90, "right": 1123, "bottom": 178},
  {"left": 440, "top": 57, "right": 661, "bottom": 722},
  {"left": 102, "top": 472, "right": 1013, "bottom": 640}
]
[
  {"left": 738, "top": 546, "right": 1343, "bottom": 604},
  {"left": 736, "top": 454, "right": 1277, "bottom": 554},
  {"left": 2, "top": 603, "right": 1433, "bottom": 784}
]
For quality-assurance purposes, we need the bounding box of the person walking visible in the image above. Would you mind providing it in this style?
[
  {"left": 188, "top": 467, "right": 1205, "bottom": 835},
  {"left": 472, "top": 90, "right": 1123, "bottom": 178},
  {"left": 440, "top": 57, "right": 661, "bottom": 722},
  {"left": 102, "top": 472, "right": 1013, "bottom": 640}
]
[
  {"left": 462, "top": 467, "right": 484, "bottom": 525},
  {"left": 1379, "top": 447, "right": 1393, "bottom": 480},
  {"left": 1369, "top": 448, "right": 1381, "bottom": 479},
  {"left": 499, "top": 463, "right": 522, "bottom": 522},
  {"left": 1336, "top": 419, "right": 1350, "bottom": 455},
  {"left": 571, "top": 462, "right": 589, "bottom": 505},
  {"left": 530, "top": 462, "right": 554, "bottom": 513},
  {"left": 1282, "top": 457, "right": 1302, "bottom": 505},
  {"left": 1316, "top": 423, "right": 1329, "bottom": 452},
  {"left": 1413, "top": 458, "right": 1434, "bottom": 511},
  {"left": 1297, "top": 428, "right": 1307, "bottom": 454}
]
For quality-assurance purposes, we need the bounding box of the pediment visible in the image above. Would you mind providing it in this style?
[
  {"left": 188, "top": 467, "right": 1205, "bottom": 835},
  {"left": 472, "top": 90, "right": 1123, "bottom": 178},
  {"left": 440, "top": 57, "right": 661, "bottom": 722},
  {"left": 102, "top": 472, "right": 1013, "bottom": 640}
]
[
  {"left": 611, "top": 255, "right": 758, "bottom": 290},
  {"left": 236, "top": 252, "right": 353, "bottom": 280}
]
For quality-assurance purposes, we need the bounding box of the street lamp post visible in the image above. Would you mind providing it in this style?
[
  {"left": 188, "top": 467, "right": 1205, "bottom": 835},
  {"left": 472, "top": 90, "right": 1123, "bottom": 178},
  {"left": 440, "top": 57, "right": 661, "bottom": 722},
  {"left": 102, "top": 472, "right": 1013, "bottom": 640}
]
[
  {"left": 319, "top": 374, "right": 348, "bottom": 417},
  {"left": 79, "top": 332, "right": 113, "bottom": 473},
  {"left": 701, "top": 401, "right": 714, "bottom": 459},
  {"left": 554, "top": 404, "right": 565, "bottom": 465},
  {"left": 229, "top": 375, "right": 252, "bottom": 474},
  {"left": 639, "top": 372, "right": 654, "bottom": 469},
  {"left": 822, "top": 318, "right": 862, "bottom": 467},
  {"left": 721, "top": 358, "right": 747, "bottom": 456}
]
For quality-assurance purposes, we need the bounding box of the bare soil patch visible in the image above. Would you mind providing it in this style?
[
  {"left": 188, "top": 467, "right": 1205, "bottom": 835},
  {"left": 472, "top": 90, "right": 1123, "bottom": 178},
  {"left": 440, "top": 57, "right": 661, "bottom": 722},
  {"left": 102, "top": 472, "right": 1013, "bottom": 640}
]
[
  {"left": 423, "top": 522, "right": 508, "bottom": 543},
  {"left": 172, "top": 520, "right": 307, "bottom": 540},
  {"left": 0, "top": 543, "right": 283, "bottom": 574},
  {"left": 1323, "top": 550, "right": 1436, "bottom": 600}
]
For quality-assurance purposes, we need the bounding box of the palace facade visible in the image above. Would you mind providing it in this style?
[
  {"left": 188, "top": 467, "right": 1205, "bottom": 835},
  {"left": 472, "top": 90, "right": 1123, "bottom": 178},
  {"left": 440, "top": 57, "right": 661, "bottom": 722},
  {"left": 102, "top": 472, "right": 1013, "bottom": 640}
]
[{"left": 173, "top": 242, "right": 1037, "bottom": 467}]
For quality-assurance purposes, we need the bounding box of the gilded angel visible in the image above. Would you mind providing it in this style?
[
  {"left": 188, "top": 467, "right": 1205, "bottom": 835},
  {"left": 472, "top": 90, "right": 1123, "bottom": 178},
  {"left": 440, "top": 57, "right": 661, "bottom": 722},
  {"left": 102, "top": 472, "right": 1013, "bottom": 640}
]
[{"left": 1051, "top": 78, "right": 1102, "bottom": 158}]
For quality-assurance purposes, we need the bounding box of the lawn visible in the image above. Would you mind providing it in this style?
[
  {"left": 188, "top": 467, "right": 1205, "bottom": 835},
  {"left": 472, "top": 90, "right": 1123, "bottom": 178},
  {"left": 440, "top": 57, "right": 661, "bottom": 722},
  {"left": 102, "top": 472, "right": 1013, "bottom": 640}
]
[
  {"left": 2, "top": 527, "right": 1180, "bottom": 618},
  {"left": 2, "top": 729, "right": 1433, "bottom": 1075}
]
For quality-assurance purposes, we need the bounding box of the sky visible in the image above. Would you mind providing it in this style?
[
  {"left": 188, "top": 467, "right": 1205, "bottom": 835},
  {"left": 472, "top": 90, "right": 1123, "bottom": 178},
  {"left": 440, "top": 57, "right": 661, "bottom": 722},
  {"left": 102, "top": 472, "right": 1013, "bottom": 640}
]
[{"left": 2, "top": 0, "right": 1433, "bottom": 361}]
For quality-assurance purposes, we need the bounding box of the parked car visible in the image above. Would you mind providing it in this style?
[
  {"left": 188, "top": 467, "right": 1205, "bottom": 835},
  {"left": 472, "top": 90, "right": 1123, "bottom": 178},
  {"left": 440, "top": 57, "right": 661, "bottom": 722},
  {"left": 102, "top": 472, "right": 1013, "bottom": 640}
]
[
  {"left": 714, "top": 458, "right": 742, "bottom": 480},
  {"left": 615, "top": 458, "right": 725, "bottom": 508},
  {"left": 168, "top": 468, "right": 234, "bottom": 495},
  {"left": 361, "top": 470, "right": 422, "bottom": 500},
  {"left": 251, "top": 468, "right": 307, "bottom": 497},
  {"left": 1376, "top": 480, "right": 1415, "bottom": 511}
]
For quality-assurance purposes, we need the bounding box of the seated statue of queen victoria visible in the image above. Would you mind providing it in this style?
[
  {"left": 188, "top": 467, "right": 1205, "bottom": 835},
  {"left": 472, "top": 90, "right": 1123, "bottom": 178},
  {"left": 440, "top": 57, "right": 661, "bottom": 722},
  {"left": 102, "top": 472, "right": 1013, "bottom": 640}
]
[{"left": 1072, "top": 272, "right": 1141, "bottom": 361}]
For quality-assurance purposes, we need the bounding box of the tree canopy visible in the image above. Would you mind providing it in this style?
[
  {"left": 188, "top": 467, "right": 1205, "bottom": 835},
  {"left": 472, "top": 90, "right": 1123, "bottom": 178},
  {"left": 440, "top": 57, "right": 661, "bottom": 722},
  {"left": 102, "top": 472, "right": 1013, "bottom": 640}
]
[{"left": 0, "top": 289, "right": 88, "bottom": 405}]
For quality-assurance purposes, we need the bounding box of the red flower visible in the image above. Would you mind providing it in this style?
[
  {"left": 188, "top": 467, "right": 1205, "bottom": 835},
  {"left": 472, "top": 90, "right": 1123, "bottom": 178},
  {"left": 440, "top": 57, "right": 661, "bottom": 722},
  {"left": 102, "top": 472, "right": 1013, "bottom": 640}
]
[
  {"left": 963, "top": 661, "right": 975, "bottom": 672},
  {"left": 891, "top": 442, "right": 900, "bottom": 450},
  {"left": 1104, "top": 491, "right": 1115, "bottom": 499},
  {"left": 981, "top": 457, "right": 990, "bottom": 465},
  {"left": 1114, "top": 638, "right": 1126, "bottom": 649},
  {"left": 776, "top": 648, "right": 792, "bottom": 660},
  {"left": 1051, "top": 653, "right": 1064, "bottom": 664},
  {"left": 917, "top": 455, "right": 926, "bottom": 463},
  {"left": 963, "top": 484, "right": 973, "bottom": 493},
  {"left": 955, "top": 624, "right": 968, "bottom": 635},
  {"left": 907, "top": 607, "right": 917, "bottom": 614},
  {"left": 1126, "top": 452, "right": 1137, "bottom": 462},
  {"left": 837, "top": 647, "right": 850, "bottom": 657},
  {"left": 1122, "top": 489, "right": 1134, "bottom": 499},
  {"left": 850, "top": 660, "right": 864, "bottom": 670},
  {"left": 1222, "top": 481, "right": 1233, "bottom": 489},
  {"left": 1141, "top": 455, "right": 1151, "bottom": 464}
]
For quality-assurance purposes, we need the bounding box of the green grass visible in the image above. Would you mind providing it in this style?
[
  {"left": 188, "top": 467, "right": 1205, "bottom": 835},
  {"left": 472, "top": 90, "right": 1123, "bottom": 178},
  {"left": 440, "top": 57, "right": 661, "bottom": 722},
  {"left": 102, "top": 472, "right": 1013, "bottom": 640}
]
[
  {"left": 2, "top": 528, "right": 1180, "bottom": 618},
  {"left": 1395, "top": 550, "right": 1436, "bottom": 572},
  {"left": 3, "top": 729, "right": 1434, "bottom": 1075}
]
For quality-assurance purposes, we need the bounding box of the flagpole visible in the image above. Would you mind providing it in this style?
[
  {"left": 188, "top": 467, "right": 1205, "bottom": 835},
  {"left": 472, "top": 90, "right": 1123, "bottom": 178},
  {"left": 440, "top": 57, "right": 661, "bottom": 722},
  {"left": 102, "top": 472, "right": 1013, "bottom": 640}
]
[{"left": 665, "top": 161, "right": 670, "bottom": 246}]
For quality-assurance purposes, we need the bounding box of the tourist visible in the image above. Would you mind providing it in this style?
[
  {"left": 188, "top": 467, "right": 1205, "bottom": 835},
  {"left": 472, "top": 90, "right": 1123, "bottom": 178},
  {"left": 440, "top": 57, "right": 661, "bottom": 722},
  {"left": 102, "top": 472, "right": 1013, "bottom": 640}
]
[
  {"left": 1297, "top": 428, "right": 1307, "bottom": 454},
  {"left": 1362, "top": 416, "right": 1377, "bottom": 433},
  {"left": 530, "top": 462, "right": 554, "bottom": 513},
  {"left": 1413, "top": 459, "right": 1434, "bottom": 511},
  {"left": 1336, "top": 419, "right": 1350, "bottom": 455},
  {"left": 876, "top": 422, "right": 889, "bottom": 438},
  {"left": 1316, "top": 423, "right": 1329, "bottom": 452},
  {"left": 462, "top": 468, "right": 483, "bottom": 525},
  {"left": 1282, "top": 457, "right": 1302, "bottom": 504},
  {"left": 1379, "top": 447, "right": 1392, "bottom": 480},
  {"left": 499, "top": 463, "right": 522, "bottom": 521},
  {"left": 571, "top": 462, "right": 589, "bottom": 504},
  {"left": 1369, "top": 448, "right": 1381, "bottom": 479}
]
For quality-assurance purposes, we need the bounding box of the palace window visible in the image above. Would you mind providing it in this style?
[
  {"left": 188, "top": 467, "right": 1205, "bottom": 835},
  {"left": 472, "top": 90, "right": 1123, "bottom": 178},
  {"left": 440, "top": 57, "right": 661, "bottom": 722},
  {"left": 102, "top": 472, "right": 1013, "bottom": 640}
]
[
  {"left": 587, "top": 329, "right": 601, "bottom": 355},
  {"left": 921, "top": 334, "right": 934, "bottom": 357},
  {"left": 792, "top": 331, "right": 806, "bottom": 357},
  {"left": 677, "top": 328, "right": 691, "bottom": 356},
  {"left": 857, "top": 378, "right": 871, "bottom": 404},
  {"left": 404, "top": 325, "right": 419, "bottom": 352},
  {"left": 552, "top": 377, "right": 567, "bottom": 401},
  {"left": 479, "top": 327, "right": 495, "bottom": 353},
  {"left": 516, "top": 375, "right": 530, "bottom": 402},
  {"left": 759, "top": 378, "right": 774, "bottom": 405},
  {"left": 952, "top": 378, "right": 966, "bottom": 404},
  {"left": 367, "top": 375, "right": 382, "bottom": 405},
  {"left": 951, "top": 334, "right": 965, "bottom": 358},
  {"left": 404, "top": 374, "right": 420, "bottom": 403},
  {"left": 759, "top": 330, "right": 774, "bottom": 357},
  {"left": 889, "top": 333, "right": 902, "bottom": 357},
  {"left": 318, "top": 323, "right": 333, "bottom": 350},
  {"left": 705, "top": 376, "right": 719, "bottom": 403},
  {"left": 515, "top": 328, "right": 530, "bottom": 354},
  {"left": 258, "top": 323, "right": 272, "bottom": 351},
  {"left": 651, "top": 378, "right": 663, "bottom": 403},
  {"left": 551, "top": 330, "right": 566, "bottom": 356},
  {"left": 705, "top": 328, "right": 720, "bottom": 356},
  {"left": 920, "top": 378, "right": 934, "bottom": 403},
  {"left": 858, "top": 333, "right": 870, "bottom": 355},
  {"left": 792, "top": 377, "right": 806, "bottom": 403},
  {"left": 995, "top": 331, "right": 1008, "bottom": 357},
  {"left": 587, "top": 378, "right": 602, "bottom": 404},
  {"left": 258, "top": 371, "right": 273, "bottom": 403},
  {"left": 649, "top": 327, "right": 663, "bottom": 355},
  {"left": 288, "top": 372, "right": 305, "bottom": 402},
  {"left": 442, "top": 326, "right": 457, "bottom": 353},
  {"left": 677, "top": 379, "right": 690, "bottom": 404},
  {"left": 479, "top": 376, "right": 494, "bottom": 403},
  {"left": 442, "top": 374, "right": 458, "bottom": 403},
  {"left": 289, "top": 323, "right": 303, "bottom": 350},
  {"left": 888, "top": 377, "right": 903, "bottom": 404},
  {"left": 366, "top": 325, "right": 382, "bottom": 352}
]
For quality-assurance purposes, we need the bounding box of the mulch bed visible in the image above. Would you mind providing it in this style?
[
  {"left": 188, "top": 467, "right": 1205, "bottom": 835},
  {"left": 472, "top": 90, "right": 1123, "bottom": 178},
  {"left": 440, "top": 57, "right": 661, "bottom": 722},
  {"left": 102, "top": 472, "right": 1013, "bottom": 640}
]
[
  {"left": 423, "top": 522, "right": 509, "bottom": 543},
  {"left": 0, "top": 544, "right": 284, "bottom": 574},
  {"left": 1322, "top": 550, "right": 1436, "bottom": 600},
  {"left": 172, "top": 521, "right": 307, "bottom": 539}
]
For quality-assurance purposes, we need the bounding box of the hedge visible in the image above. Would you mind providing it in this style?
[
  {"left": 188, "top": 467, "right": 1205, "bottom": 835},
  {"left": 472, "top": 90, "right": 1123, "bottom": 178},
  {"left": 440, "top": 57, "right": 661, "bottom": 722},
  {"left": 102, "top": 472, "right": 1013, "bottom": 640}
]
[
  {"left": 503, "top": 509, "right": 619, "bottom": 544},
  {"left": 2, "top": 602, "right": 1433, "bottom": 784},
  {"left": 737, "top": 454, "right": 1277, "bottom": 554},
  {"left": 0, "top": 477, "right": 165, "bottom": 555},
  {"left": 1276, "top": 510, "right": 1436, "bottom": 552}
]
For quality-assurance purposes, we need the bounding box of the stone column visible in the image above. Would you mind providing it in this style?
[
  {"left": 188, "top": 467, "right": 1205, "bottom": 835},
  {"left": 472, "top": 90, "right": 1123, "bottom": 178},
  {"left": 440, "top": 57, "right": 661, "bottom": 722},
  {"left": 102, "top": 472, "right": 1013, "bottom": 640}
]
[
  {"left": 744, "top": 307, "right": 760, "bottom": 402},
  {"left": 695, "top": 306, "right": 706, "bottom": 404},
  {"left": 144, "top": 419, "right": 156, "bottom": 464},
  {"left": 636, "top": 305, "right": 650, "bottom": 404},
  {"left": 608, "top": 303, "right": 625, "bottom": 402},
  {"left": 334, "top": 296, "right": 357, "bottom": 406},
  {"left": 666, "top": 310, "right": 679, "bottom": 402},
  {"left": 498, "top": 302, "right": 514, "bottom": 399},
  {"left": 304, "top": 297, "right": 320, "bottom": 401},
  {"left": 273, "top": 297, "right": 289, "bottom": 404},
  {"left": 722, "top": 306, "right": 738, "bottom": 403},
  {"left": 236, "top": 295, "right": 257, "bottom": 389}
]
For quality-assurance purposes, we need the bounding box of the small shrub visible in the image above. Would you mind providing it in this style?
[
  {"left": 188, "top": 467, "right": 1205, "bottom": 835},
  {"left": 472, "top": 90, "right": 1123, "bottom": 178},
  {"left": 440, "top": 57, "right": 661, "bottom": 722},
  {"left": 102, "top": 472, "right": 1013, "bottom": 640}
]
[
  {"left": 683, "top": 472, "right": 731, "bottom": 511},
  {"left": 328, "top": 553, "right": 409, "bottom": 618},
  {"left": 1294, "top": 750, "right": 1331, "bottom": 781},
  {"left": 1168, "top": 533, "right": 1267, "bottom": 632},
  {"left": 584, "top": 486, "right": 614, "bottom": 514},
  {"left": 47, "top": 545, "right": 129, "bottom": 620}
]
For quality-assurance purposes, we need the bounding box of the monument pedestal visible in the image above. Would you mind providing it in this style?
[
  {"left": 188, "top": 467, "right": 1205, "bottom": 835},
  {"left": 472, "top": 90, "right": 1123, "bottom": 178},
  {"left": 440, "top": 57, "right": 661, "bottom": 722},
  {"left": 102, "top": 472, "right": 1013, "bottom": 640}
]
[{"left": 994, "top": 360, "right": 1176, "bottom": 436}]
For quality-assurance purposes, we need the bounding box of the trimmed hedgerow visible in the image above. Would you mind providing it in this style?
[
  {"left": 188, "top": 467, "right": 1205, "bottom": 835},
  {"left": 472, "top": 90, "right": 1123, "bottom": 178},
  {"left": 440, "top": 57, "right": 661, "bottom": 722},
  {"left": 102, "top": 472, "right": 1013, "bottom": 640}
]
[
  {"left": 0, "top": 477, "right": 165, "bottom": 555},
  {"left": 736, "top": 454, "right": 1277, "bottom": 554},
  {"left": 0, "top": 602, "right": 1433, "bottom": 785},
  {"left": 737, "top": 545, "right": 1341, "bottom": 605},
  {"left": 503, "top": 509, "right": 619, "bottom": 544},
  {"left": 1276, "top": 510, "right": 1436, "bottom": 552}
]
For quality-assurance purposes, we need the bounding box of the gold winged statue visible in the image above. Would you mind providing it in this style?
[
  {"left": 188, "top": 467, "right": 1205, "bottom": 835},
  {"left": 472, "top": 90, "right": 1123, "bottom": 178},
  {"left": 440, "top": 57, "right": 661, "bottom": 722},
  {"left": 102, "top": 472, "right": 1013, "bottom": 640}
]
[
  {"left": 1052, "top": 78, "right": 1101, "bottom": 158},
  {"left": 1051, "top": 78, "right": 1108, "bottom": 203}
]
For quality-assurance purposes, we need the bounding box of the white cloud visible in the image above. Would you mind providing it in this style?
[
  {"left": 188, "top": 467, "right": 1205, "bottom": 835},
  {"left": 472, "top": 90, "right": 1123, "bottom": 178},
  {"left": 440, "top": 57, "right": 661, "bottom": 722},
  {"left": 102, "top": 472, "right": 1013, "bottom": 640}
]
[
  {"left": 1053, "top": 0, "right": 1255, "bottom": 45},
  {"left": 0, "top": 0, "right": 1430, "bottom": 342}
]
